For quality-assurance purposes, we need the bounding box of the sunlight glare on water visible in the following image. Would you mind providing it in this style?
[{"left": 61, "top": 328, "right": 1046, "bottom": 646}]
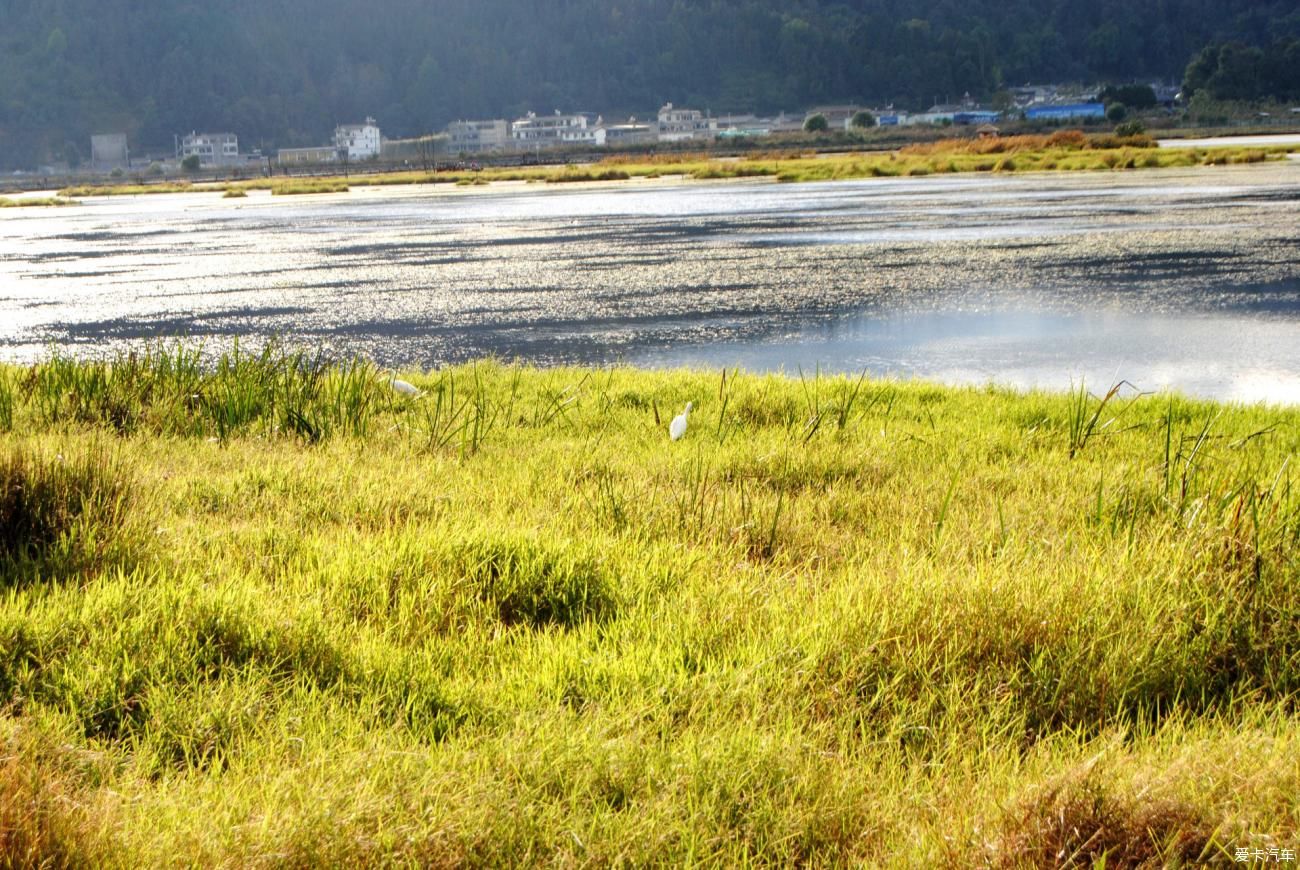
[{"left": 1, "top": 163, "right": 1298, "bottom": 402}]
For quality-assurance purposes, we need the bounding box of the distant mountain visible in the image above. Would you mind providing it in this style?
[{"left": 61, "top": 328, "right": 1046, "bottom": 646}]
[{"left": 1, "top": 0, "right": 1297, "bottom": 167}]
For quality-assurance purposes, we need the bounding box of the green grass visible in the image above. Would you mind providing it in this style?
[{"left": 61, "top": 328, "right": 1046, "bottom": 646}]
[
  {"left": 0, "top": 196, "right": 77, "bottom": 208},
  {"left": 57, "top": 182, "right": 199, "bottom": 196},
  {"left": 270, "top": 179, "right": 350, "bottom": 195},
  {"left": 2, "top": 344, "right": 1299, "bottom": 865}
]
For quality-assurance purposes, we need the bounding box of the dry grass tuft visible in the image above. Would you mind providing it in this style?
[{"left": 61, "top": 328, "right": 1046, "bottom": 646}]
[
  {"left": 994, "top": 767, "right": 1213, "bottom": 868},
  {"left": 0, "top": 745, "right": 102, "bottom": 868}
]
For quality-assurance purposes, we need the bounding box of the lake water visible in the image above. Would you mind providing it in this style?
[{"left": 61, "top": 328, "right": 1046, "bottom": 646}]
[{"left": 2, "top": 162, "right": 1299, "bottom": 402}]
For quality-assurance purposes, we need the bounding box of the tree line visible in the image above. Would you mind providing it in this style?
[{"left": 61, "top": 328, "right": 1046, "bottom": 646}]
[{"left": 1, "top": 0, "right": 1297, "bottom": 168}]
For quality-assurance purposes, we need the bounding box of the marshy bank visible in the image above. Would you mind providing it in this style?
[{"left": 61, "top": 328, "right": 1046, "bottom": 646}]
[{"left": 1, "top": 346, "right": 1298, "bottom": 865}]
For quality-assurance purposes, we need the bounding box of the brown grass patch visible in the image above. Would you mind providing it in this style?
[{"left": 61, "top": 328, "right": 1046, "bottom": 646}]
[
  {"left": 0, "top": 748, "right": 102, "bottom": 867},
  {"left": 994, "top": 769, "right": 1214, "bottom": 867},
  {"left": 902, "top": 131, "right": 1157, "bottom": 158}
]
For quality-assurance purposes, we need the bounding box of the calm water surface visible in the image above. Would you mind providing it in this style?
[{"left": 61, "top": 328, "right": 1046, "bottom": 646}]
[{"left": 2, "top": 163, "right": 1298, "bottom": 401}]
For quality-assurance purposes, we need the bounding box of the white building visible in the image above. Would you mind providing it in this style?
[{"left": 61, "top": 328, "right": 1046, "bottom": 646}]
[
  {"left": 277, "top": 146, "right": 339, "bottom": 166},
  {"left": 181, "top": 132, "right": 239, "bottom": 166},
  {"left": 657, "top": 103, "right": 717, "bottom": 142},
  {"left": 335, "top": 117, "right": 382, "bottom": 160},
  {"left": 601, "top": 119, "right": 656, "bottom": 146},
  {"left": 511, "top": 112, "right": 592, "bottom": 148},
  {"left": 447, "top": 119, "right": 511, "bottom": 154},
  {"left": 560, "top": 116, "right": 606, "bottom": 147}
]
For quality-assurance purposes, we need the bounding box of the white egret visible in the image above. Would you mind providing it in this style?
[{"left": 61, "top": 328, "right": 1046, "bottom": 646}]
[
  {"left": 669, "top": 402, "right": 692, "bottom": 441},
  {"left": 380, "top": 370, "right": 421, "bottom": 396},
  {"left": 390, "top": 378, "right": 420, "bottom": 396}
]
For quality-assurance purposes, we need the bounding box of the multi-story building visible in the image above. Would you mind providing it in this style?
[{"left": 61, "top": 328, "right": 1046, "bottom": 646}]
[
  {"left": 181, "top": 132, "right": 239, "bottom": 166},
  {"left": 447, "top": 119, "right": 511, "bottom": 154},
  {"left": 511, "top": 112, "right": 592, "bottom": 148},
  {"left": 334, "top": 117, "right": 382, "bottom": 160},
  {"left": 657, "top": 103, "right": 717, "bottom": 142}
]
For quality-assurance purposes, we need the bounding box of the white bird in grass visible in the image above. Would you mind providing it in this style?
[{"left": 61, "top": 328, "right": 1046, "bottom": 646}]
[
  {"left": 384, "top": 372, "right": 421, "bottom": 396},
  {"left": 669, "top": 402, "right": 692, "bottom": 441},
  {"left": 391, "top": 378, "right": 420, "bottom": 396}
]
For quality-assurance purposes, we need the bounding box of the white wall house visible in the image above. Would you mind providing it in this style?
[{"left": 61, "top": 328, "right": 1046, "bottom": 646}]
[
  {"left": 447, "top": 119, "right": 511, "bottom": 154},
  {"left": 181, "top": 132, "right": 239, "bottom": 166},
  {"left": 602, "top": 120, "right": 656, "bottom": 146},
  {"left": 560, "top": 116, "right": 606, "bottom": 147},
  {"left": 334, "top": 117, "right": 382, "bottom": 160},
  {"left": 657, "top": 103, "right": 717, "bottom": 142},
  {"left": 511, "top": 112, "right": 591, "bottom": 148},
  {"left": 277, "top": 146, "right": 339, "bottom": 166}
]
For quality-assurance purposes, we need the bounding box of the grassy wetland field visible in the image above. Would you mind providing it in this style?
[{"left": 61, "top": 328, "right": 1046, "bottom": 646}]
[
  {"left": 50, "top": 131, "right": 1300, "bottom": 200},
  {"left": 2, "top": 345, "right": 1299, "bottom": 866}
]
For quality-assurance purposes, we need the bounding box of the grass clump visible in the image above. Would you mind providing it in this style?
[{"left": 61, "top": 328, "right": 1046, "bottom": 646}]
[
  {"left": 221, "top": 187, "right": 248, "bottom": 198},
  {"left": 59, "top": 182, "right": 196, "bottom": 197},
  {"left": 0, "top": 734, "right": 107, "bottom": 868},
  {"left": 0, "top": 196, "right": 77, "bottom": 208},
  {"left": 23, "top": 342, "right": 390, "bottom": 441},
  {"left": 271, "top": 179, "right": 349, "bottom": 195},
  {"left": 452, "top": 533, "right": 616, "bottom": 628},
  {"left": 0, "top": 446, "right": 131, "bottom": 570},
  {"left": 994, "top": 763, "right": 1213, "bottom": 866},
  {"left": 1, "top": 349, "right": 1300, "bottom": 863}
]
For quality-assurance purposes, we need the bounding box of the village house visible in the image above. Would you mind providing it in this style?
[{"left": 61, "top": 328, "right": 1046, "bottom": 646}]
[
  {"left": 657, "top": 103, "right": 717, "bottom": 142},
  {"left": 601, "top": 118, "right": 656, "bottom": 146},
  {"left": 181, "top": 132, "right": 239, "bottom": 166},
  {"left": 334, "top": 117, "right": 382, "bottom": 160},
  {"left": 277, "top": 146, "right": 339, "bottom": 166},
  {"left": 511, "top": 112, "right": 592, "bottom": 149},
  {"left": 447, "top": 119, "right": 511, "bottom": 154},
  {"left": 805, "top": 105, "right": 866, "bottom": 130}
]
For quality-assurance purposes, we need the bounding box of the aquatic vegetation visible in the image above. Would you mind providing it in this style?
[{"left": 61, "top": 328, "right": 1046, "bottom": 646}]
[
  {"left": 271, "top": 179, "right": 350, "bottom": 195},
  {"left": 0, "top": 196, "right": 77, "bottom": 207},
  {"left": 1, "top": 345, "right": 1298, "bottom": 864},
  {"left": 58, "top": 182, "right": 196, "bottom": 196}
]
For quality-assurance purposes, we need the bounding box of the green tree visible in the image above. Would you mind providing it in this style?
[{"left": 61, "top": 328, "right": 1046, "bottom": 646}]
[
  {"left": 850, "top": 110, "right": 875, "bottom": 128},
  {"left": 1107, "top": 103, "right": 1128, "bottom": 122},
  {"left": 181, "top": 154, "right": 201, "bottom": 172},
  {"left": 803, "top": 113, "right": 829, "bottom": 132},
  {"left": 1099, "top": 84, "right": 1156, "bottom": 110}
]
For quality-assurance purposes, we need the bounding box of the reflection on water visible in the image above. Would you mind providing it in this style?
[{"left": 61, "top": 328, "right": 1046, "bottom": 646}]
[
  {"left": 1, "top": 162, "right": 1299, "bottom": 402},
  {"left": 628, "top": 309, "right": 1300, "bottom": 405}
]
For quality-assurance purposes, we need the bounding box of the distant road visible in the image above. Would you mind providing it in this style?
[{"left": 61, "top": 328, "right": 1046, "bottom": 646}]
[{"left": 1159, "top": 133, "right": 1300, "bottom": 149}]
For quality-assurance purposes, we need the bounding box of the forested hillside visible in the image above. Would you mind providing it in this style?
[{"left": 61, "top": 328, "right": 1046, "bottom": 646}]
[{"left": 1, "top": 0, "right": 1297, "bottom": 167}]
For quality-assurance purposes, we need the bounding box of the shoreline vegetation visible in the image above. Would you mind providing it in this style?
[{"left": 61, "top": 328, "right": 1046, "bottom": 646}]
[
  {"left": 51, "top": 132, "right": 1299, "bottom": 199},
  {"left": 0, "top": 196, "right": 78, "bottom": 208},
  {"left": 2, "top": 343, "right": 1298, "bottom": 864}
]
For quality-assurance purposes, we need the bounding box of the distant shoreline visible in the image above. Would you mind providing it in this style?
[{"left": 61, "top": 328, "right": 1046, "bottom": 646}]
[{"left": 19, "top": 133, "right": 1288, "bottom": 203}]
